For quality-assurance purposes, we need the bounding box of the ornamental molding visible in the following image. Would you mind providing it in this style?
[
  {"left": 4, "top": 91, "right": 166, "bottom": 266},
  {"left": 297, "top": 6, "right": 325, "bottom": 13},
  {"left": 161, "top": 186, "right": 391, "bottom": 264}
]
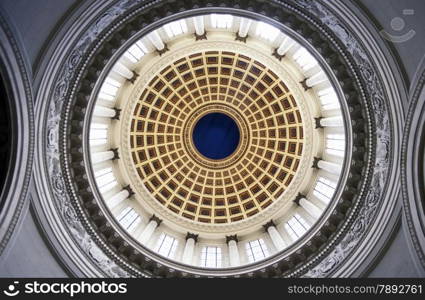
[
  {"left": 293, "top": 0, "right": 397, "bottom": 277},
  {"left": 0, "top": 11, "right": 34, "bottom": 257},
  {"left": 34, "top": 0, "right": 145, "bottom": 277},
  {"left": 401, "top": 59, "right": 425, "bottom": 274},
  {"left": 182, "top": 103, "right": 251, "bottom": 169}
]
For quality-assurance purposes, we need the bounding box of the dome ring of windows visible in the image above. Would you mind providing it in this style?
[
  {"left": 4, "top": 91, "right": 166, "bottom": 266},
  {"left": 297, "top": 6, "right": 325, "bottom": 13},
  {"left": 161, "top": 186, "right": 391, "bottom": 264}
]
[{"left": 68, "top": 6, "right": 364, "bottom": 276}]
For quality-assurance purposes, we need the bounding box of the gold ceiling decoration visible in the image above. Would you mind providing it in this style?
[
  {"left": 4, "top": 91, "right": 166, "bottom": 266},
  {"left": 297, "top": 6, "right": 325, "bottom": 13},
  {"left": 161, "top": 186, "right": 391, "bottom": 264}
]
[{"left": 129, "top": 51, "right": 304, "bottom": 224}]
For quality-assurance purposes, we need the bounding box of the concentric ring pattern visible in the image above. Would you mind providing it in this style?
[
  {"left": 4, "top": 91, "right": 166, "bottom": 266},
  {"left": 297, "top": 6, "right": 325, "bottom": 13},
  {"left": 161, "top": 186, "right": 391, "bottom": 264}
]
[{"left": 129, "top": 51, "right": 304, "bottom": 224}]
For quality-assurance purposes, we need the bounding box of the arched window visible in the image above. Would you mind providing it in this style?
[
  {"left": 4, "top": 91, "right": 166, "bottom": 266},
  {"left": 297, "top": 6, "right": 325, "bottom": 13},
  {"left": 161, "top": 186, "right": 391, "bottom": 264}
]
[
  {"left": 313, "top": 177, "right": 337, "bottom": 203},
  {"left": 200, "top": 246, "right": 222, "bottom": 268},
  {"left": 284, "top": 214, "right": 310, "bottom": 240},
  {"left": 245, "top": 239, "right": 270, "bottom": 263},
  {"left": 155, "top": 234, "right": 178, "bottom": 259},
  {"left": 117, "top": 207, "right": 141, "bottom": 232}
]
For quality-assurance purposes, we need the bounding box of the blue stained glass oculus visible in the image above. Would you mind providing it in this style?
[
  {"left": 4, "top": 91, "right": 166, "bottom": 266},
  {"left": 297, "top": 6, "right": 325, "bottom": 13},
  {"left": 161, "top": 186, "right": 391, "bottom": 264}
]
[{"left": 192, "top": 113, "right": 240, "bottom": 160}]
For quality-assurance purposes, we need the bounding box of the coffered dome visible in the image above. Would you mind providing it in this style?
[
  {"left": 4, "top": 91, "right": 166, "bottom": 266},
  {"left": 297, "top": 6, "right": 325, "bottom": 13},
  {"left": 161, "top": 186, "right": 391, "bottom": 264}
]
[{"left": 128, "top": 50, "right": 307, "bottom": 225}]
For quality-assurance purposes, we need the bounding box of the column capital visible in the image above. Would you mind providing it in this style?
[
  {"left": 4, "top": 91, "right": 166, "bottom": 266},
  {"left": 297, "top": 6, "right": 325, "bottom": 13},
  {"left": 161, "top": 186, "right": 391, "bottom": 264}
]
[
  {"left": 128, "top": 71, "right": 139, "bottom": 84},
  {"left": 123, "top": 185, "right": 134, "bottom": 197},
  {"left": 110, "top": 148, "right": 120, "bottom": 160},
  {"left": 112, "top": 108, "right": 121, "bottom": 120},
  {"left": 262, "top": 220, "right": 276, "bottom": 232},
  {"left": 185, "top": 232, "right": 199, "bottom": 243},
  {"left": 293, "top": 193, "right": 306, "bottom": 206},
  {"left": 312, "top": 156, "right": 322, "bottom": 169},
  {"left": 235, "top": 32, "right": 248, "bottom": 43},
  {"left": 272, "top": 48, "right": 285, "bottom": 61},
  {"left": 149, "top": 214, "right": 162, "bottom": 226},
  {"left": 226, "top": 234, "right": 238, "bottom": 244},
  {"left": 314, "top": 117, "right": 323, "bottom": 129},
  {"left": 194, "top": 32, "right": 207, "bottom": 41},
  {"left": 300, "top": 78, "right": 311, "bottom": 91},
  {"left": 156, "top": 44, "right": 169, "bottom": 56}
]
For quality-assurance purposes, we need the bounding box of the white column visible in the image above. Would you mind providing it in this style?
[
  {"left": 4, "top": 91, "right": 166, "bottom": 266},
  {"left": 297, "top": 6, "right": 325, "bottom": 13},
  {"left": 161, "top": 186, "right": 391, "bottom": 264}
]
[
  {"left": 97, "top": 93, "right": 115, "bottom": 102},
  {"left": 238, "top": 18, "right": 252, "bottom": 38},
  {"left": 93, "top": 106, "right": 116, "bottom": 118},
  {"left": 277, "top": 36, "right": 295, "bottom": 56},
  {"left": 138, "top": 219, "right": 159, "bottom": 244},
  {"left": 277, "top": 224, "right": 294, "bottom": 245},
  {"left": 298, "top": 209, "right": 315, "bottom": 226},
  {"left": 267, "top": 226, "right": 286, "bottom": 251},
  {"left": 193, "top": 16, "right": 205, "bottom": 36},
  {"left": 148, "top": 31, "right": 165, "bottom": 50},
  {"left": 317, "top": 159, "right": 342, "bottom": 175},
  {"left": 306, "top": 71, "right": 327, "bottom": 87},
  {"left": 228, "top": 240, "right": 240, "bottom": 267},
  {"left": 182, "top": 238, "right": 196, "bottom": 265},
  {"left": 299, "top": 197, "right": 322, "bottom": 219},
  {"left": 112, "top": 62, "right": 134, "bottom": 80},
  {"left": 107, "top": 189, "right": 130, "bottom": 209},
  {"left": 91, "top": 150, "right": 115, "bottom": 164},
  {"left": 319, "top": 116, "right": 344, "bottom": 127},
  {"left": 118, "top": 54, "right": 136, "bottom": 68}
]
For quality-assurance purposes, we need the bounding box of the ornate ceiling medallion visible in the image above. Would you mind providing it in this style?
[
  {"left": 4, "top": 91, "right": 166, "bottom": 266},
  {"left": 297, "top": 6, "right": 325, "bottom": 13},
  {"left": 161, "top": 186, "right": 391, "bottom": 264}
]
[{"left": 184, "top": 104, "right": 248, "bottom": 168}]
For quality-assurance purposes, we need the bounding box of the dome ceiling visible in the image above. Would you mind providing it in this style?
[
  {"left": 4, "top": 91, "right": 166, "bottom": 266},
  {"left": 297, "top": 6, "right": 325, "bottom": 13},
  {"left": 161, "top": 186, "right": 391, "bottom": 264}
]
[
  {"left": 31, "top": 0, "right": 403, "bottom": 278},
  {"left": 86, "top": 11, "right": 344, "bottom": 268}
]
